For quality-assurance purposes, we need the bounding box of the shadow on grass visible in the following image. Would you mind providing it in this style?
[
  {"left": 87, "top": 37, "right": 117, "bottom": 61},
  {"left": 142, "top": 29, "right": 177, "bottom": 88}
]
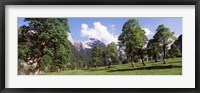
[
  {"left": 148, "top": 61, "right": 182, "bottom": 64},
  {"left": 88, "top": 67, "right": 114, "bottom": 71},
  {"left": 107, "top": 65, "right": 182, "bottom": 72},
  {"left": 168, "top": 61, "right": 182, "bottom": 64}
]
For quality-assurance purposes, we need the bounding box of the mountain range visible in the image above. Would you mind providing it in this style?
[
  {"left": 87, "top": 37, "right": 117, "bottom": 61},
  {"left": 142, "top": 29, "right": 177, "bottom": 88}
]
[{"left": 69, "top": 38, "right": 106, "bottom": 64}]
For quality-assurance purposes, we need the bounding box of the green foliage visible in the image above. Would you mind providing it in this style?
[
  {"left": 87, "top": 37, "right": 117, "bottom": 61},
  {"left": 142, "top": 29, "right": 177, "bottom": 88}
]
[
  {"left": 103, "top": 42, "right": 118, "bottom": 67},
  {"left": 55, "top": 44, "right": 70, "bottom": 66},
  {"left": 154, "top": 24, "right": 175, "bottom": 45},
  {"left": 147, "top": 38, "right": 161, "bottom": 62},
  {"left": 41, "top": 55, "right": 52, "bottom": 70},
  {"left": 105, "top": 42, "right": 118, "bottom": 60},
  {"left": 77, "top": 60, "right": 84, "bottom": 69},
  {"left": 28, "top": 65, "right": 35, "bottom": 73},
  {"left": 18, "top": 44, "right": 29, "bottom": 60},
  {"left": 18, "top": 18, "right": 71, "bottom": 74},
  {"left": 43, "top": 48, "right": 53, "bottom": 56},
  {"left": 154, "top": 24, "right": 175, "bottom": 63},
  {"left": 168, "top": 43, "right": 181, "bottom": 58},
  {"left": 118, "top": 18, "right": 147, "bottom": 66},
  {"left": 91, "top": 46, "right": 103, "bottom": 67}
]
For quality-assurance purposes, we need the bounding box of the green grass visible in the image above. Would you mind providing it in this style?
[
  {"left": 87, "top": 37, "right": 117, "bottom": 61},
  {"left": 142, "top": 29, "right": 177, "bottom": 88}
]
[{"left": 44, "top": 57, "right": 182, "bottom": 75}]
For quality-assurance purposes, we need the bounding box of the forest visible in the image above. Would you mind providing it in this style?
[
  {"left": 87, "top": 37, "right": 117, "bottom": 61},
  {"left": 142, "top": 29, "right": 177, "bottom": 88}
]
[{"left": 18, "top": 18, "right": 182, "bottom": 75}]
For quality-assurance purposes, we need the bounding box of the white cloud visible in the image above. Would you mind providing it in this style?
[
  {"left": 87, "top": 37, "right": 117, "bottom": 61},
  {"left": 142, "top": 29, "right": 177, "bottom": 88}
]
[
  {"left": 142, "top": 28, "right": 153, "bottom": 36},
  {"left": 80, "top": 22, "right": 118, "bottom": 45}
]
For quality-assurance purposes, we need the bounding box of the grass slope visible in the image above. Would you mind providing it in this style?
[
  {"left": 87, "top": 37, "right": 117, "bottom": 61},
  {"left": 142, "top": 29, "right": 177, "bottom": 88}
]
[{"left": 44, "top": 57, "right": 182, "bottom": 75}]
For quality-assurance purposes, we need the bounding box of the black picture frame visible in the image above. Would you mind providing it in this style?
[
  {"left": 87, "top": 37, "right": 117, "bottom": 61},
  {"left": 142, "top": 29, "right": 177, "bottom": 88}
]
[{"left": 0, "top": 0, "right": 200, "bottom": 93}]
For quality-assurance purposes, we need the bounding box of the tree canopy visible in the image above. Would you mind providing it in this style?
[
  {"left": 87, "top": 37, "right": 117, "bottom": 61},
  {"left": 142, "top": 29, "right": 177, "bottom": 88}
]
[
  {"left": 91, "top": 46, "right": 103, "bottom": 67},
  {"left": 118, "top": 18, "right": 147, "bottom": 66},
  {"left": 154, "top": 24, "right": 175, "bottom": 63},
  {"left": 147, "top": 38, "right": 161, "bottom": 62},
  {"left": 18, "top": 18, "right": 71, "bottom": 74}
]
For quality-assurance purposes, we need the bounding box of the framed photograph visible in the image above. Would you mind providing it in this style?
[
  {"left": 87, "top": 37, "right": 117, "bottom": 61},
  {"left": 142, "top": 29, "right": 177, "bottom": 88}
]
[{"left": 0, "top": 0, "right": 199, "bottom": 93}]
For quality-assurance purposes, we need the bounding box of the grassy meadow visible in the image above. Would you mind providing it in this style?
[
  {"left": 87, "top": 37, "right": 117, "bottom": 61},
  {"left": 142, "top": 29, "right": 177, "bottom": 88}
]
[{"left": 44, "top": 57, "right": 182, "bottom": 75}]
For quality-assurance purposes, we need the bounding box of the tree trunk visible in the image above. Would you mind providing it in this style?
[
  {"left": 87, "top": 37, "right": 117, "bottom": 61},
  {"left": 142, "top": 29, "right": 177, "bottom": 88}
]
[
  {"left": 163, "top": 46, "right": 167, "bottom": 64},
  {"left": 33, "top": 57, "right": 42, "bottom": 75},
  {"left": 108, "top": 62, "right": 111, "bottom": 68},
  {"left": 141, "top": 56, "right": 145, "bottom": 66},
  {"left": 130, "top": 56, "right": 134, "bottom": 67},
  {"left": 140, "top": 50, "right": 145, "bottom": 66},
  {"left": 104, "top": 59, "right": 107, "bottom": 68},
  {"left": 87, "top": 63, "right": 90, "bottom": 70},
  {"left": 154, "top": 54, "right": 158, "bottom": 62},
  {"left": 34, "top": 62, "right": 41, "bottom": 75},
  {"left": 34, "top": 68, "right": 40, "bottom": 75},
  {"left": 142, "top": 58, "right": 145, "bottom": 66}
]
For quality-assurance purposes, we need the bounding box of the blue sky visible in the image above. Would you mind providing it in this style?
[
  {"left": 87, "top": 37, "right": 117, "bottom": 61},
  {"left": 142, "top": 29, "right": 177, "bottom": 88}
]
[{"left": 18, "top": 18, "right": 182, "bottom": 44}]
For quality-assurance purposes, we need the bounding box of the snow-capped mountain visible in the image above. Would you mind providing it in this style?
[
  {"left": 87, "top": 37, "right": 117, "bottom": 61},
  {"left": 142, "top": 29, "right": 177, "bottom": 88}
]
[
  {"left": 69, "top": 37, "right": 106, "bottom": 64},
  {"left": 68, "top": 32, "right": 106, "bottom": 51},
  {"left": 71, "top": 38, "right": 106, "bottom": 51}
]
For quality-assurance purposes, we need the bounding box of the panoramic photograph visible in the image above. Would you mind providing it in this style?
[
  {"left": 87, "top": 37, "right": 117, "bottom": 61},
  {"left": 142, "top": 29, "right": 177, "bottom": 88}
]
[{"left": 18, "top": 18, "right": 182, "bottom": 75}]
